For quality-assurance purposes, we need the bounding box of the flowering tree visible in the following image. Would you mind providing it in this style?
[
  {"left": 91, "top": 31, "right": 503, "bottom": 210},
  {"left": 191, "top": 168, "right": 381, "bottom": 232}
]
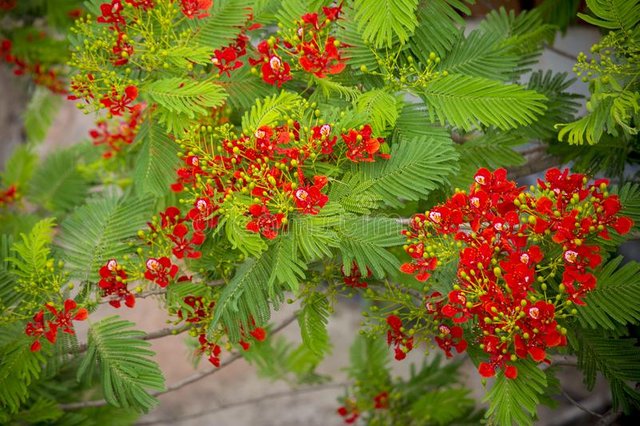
[{"left": 1, "top": 0, "right": 640, "bottom": 424}]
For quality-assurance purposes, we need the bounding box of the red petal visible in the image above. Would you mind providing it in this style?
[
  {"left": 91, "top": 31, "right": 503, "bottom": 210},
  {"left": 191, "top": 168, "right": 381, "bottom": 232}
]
[
  {"left": 505, "top": 365, "right": 518, "bottom": 379},
  {"left": 64, "top": 299, "right": 77, "bottom": 313},
  {"left": 30, "top": 340, "right": 42, "bottom": 352},
  {"left": 399, "top": 263, "right": 416, "bottom": 274},
  {"left": 124, "top": 85, "right": 138, "bottom": 100},
  {"left": 478, "top": 362, "right": 495, "bottom": 378},
  {"left": 528, "top": 347, "right": 546, "bottom": 362},
  {"left": 613, "top": 217, "right": 633, "bottom": 235},
  {"left": 73, "top": 308, "right": 88, "bottom": 321},
  {"left": 173, "top": 223, "right": 189, "bottom": 238}
]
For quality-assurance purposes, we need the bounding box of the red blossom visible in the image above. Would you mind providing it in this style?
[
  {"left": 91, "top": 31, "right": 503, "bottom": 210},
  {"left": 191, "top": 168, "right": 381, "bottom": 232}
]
[
  {"left": 246, "top": 204, "right": 285, "bottom": 240},
  {"left": 101, "top": 85, "right": 138, "bottom": 116},
  {"left": 97, "top": 0, "right": 125, "bottom": 30},
  {"left": 169, "top": 223, "right": 205, "bottom": 259},
  {"left": 293, "top": 175, "right": 329, "bottom": 215},
  {"left": 341, "top": 125, "right": 389, "bottom": 163},
  {"left": 144, "top": 257, "right": 179, "bottom": 287},
  {"left": 180, "top": 0, "right": 212, "bottom": 19},
  {"left": 99, "top": 259, "right": 135, "bottom": 308}
]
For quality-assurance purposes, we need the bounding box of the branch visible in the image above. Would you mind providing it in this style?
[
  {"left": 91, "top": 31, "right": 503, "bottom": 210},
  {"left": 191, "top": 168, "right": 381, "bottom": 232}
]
[
  {"left": 136, "top": 382, "right": 350, "bottom": 425},
  {"left": 99, "top": 279, "right": 226, "bottom": 305},
  {"left": 73, "top": 323, "right": 191, "bottom": 354},
  {"left": 60, "top": 313, "right": 298, "bottom": 410},
  {"left": 561, "top": 389, "right": 604, "bottom": 419},
  {"left": 545, "top": 45, "right": 577, "bottom": 62}
]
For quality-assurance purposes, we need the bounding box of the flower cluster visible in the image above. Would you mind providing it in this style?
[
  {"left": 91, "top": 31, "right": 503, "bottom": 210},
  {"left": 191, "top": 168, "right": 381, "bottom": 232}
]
[
  {"left": 386, "top": 315, "right": 413, "bottom": 360},
  {"left": 250, "top": 5, "right": 346, "bottom": 87},
  {"left": 99, "top": 259, "right": 136, "bottom": 308},
  {"left": 400, "top": 168, "right": 634, "bottom": 379},
  {"left": 342, "top": 263, "right": 372, "bottom": 288},
  {"left": 25, "top": 299, "right": 88, "bottom": 352},
  {"left": 89, "top": 103, "right": 143, "bottom": 157},
  {"left": 0, "top": 38, "right": 66, "bottom": 94},
  {"left": 337, "top": 391, "right": 389, "bottom": 424},
  {"left": 172, "top": 118, "right": 388, "bottom": 242},
  {"left": 0, "top": 184, "right": 17, "bottom": 207}
]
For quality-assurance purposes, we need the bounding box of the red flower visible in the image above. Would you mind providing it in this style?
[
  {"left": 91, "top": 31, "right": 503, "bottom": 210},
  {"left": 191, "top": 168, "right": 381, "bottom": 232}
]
[
  {"left": 212, "top": 46, "right": 243, "bottom": 76},
  {"left": 187, "top": 197, "right": 219, "bottom": 231},
  {"left": 293, "top": 176, "right": 329, "bottom": 215},
  {"left": 250, "top": 327, "right": 267, "bottom": 341},
  {"left": 99, "top": 259, "right": 135, "bottom": 308},
  {"left": 144, "top": 257, "right": 179, "bottom": 287},
  {"left": 45, "top": 299, "right": 89, "bottom": 335},
  {"left": 341, "top": 125, "right": 389, "bottom": 162},
  {"left": 112, "top": 33, "right": 134, "bottom": 66},
  {"left": 101, "top": 85, "right": 138, "bottom": 116},
  {"left": 386, "top": 315, "right": 413, "bottom": 360},
  {"left": 260, "top": 55, "right": 292, "bottom": 87},
  {"left": 97, "top": 0, "right": 125, "bottom": 30},
  {"left": 341, "top": 262, "right": 372, "bottom": 288},
  {"left": 310, "top": 124, "right": 337, "bottom": 154},
  {"left": 180, "top": 0, "right": 212, "bottom": 19},
  {"left": 125, "top": 0, "right": 154, "bottom": 9},
  {"left": 434, "top": 324, "right": 467, "bottom": 357},
  {"left": 373, "top": 391, "right": 389, "bottom": 409},
  {"left": 24, "top": 311, "right": 55, "bottom": 352},
  {"left": 322, "top": 5, "right": 342, "bottom": 21},
  {"left": 246, "top": 204, "right": 285, "bottom": 240},
  {"left": 169, "top": 223, "right": 205, "bottom": 259}
]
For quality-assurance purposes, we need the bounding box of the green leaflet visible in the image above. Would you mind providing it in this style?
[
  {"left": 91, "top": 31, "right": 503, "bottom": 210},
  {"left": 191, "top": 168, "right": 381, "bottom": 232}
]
[
  {"left": 77, "top": 316, "right": 165, "bottom": 412},
  {"left": 133, "top": 118, "right": 180, "bottom": 196},
  {"left": 353, "top": 0, "right": 419, "bottom": 48},
  {"left": 57, "top": 195, "right": 154, "bottom": 283},
  {"left": 337, "top": 215, "right": 403, "bottom": 279},
  {"left": 484, "top": 360, "right": 548, "bottom": 426},
  {"left": 242, "top": 91, "right": 304, "bottom": 134},
  {"left": 577, "top": 257, "right": 640, "bottom": 329},
  {"left": 192, "top": 0, "right": 253, "bottom": 48},
  {"left": 27, "top": 148, "right": 90, "bottom": 213},
  {"left": 143, "top": 78, "right": 227, "bottom": 119},
  {"left": 298, "top": 293, "right": 331, "bottom": 358},
  {"left": 355, "top": 89, "right": 400, "bottom": 134},
  {"left": 420, "top": 74, "right": 548, "bottom": 130}
]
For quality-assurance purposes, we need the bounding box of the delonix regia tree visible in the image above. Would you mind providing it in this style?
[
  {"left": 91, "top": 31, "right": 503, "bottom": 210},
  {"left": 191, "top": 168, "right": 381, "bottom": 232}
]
[{"left": 1, "top": 0, "right": 640, "bottom": 424}]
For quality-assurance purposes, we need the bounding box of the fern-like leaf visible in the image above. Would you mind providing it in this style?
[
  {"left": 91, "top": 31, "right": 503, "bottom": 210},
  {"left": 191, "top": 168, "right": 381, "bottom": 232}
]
[
  {"left": 23, "top": 86, "right": 62, "bottom": 145},
  {"left": 353, "top": 0, "right": 419, "bottom": 48},
  {"left": 77, "top": 316, "right": 165, "bottom": 412},
  {"left": 133, "top": 118, "right": 179, "bottom": 196},
  {"left": 298, "top": 293, "right": 331, "bottom": 358},
  {"left": 57, "top": 195, "right": 154, "bottom": 283},
  {"left": 484, "top": 360, "right": 548, "bottom": 426},
  {"left": 144, "top": 78, "right": 227, "bottom": 119},
  {"left": 242, "top": 91, "right": 304, "bottom": 134},
  {"left": 579, "top": 0, "right": 640, "bottom": 31},
  {"left": 355, "top": 89, "right": 400, "bottom": 134},
  {"left": 420, "top": 74, "right": 547, "bottom": 130},
  {"left": 192, "top": 0, "right": 252, "bottom": 48}
]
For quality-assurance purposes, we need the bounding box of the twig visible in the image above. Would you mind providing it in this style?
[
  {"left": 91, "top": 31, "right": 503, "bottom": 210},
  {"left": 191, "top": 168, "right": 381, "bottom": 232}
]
[
  {"left": 546, "top": 45, "right": 577, "bottom": 62},
  {"left": 136, "top": 382, "right": 350, "bottom": 425},
  {"left": 596, "top": 409, "right": 623, "bottom": 426},
  {"left": 99, "top": 279, "right": 226, "bottom": 305},
  {"left": 72, "top": 323, "right": 191, "bottom": 354},
  {"left": 60, "top": 313, "right": 298, "bottom": 410},
  {"left": 561, "top": 389, "right": 604, "bottom": 419}
]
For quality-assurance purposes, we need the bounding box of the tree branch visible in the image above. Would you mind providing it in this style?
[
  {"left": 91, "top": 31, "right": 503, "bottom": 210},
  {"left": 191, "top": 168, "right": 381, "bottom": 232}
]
[
  {"left": 60, "top": 313, "right": 298, "bottom": 410},
  {"left": 136, "top": 382, "right": 350, "bottom": 425},
  {"left": 561, "top": 389, "right": 604, "bottom": 419},
  {"left": 99, "top": 279, "right": 226, "bottom": 305}
]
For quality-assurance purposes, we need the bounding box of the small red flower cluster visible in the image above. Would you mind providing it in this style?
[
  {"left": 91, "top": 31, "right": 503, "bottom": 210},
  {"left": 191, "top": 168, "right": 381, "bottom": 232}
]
[
  {"left": 211, "top": 17, "right": 261, "bottom": 77},
  {"left": 0, "top": 38, "right": 66, "bottom": 94},
  {"left": 0, "top": 184, "right": 17, "bottom": 207},
  {"left": 25, "top": 299, "right": 88, "bottom": 352},
  {"left": 144, "top": 257, "right": 178, "bottom": 287},
  {"left": 180, "top": 0, "right": 212, "bottom": 19},
  {"left": 341, "top": 125, "right": 390, "bottom": 163},
  {"left": 342, "top": 262, "right": 372, "bottom": 288},
  {"left": 100, "top": 85, "right": 139, "bottom": 116},
  {"left": 386, "top": 315, "right": 413, "bottom": 360},
  {"left": 89, "top": 104, "right": 143, "bottom": 158},
  {"left": 150, "top": 206, "right": 206, "bottom": 259},
  {"left": 99, "top": 259, "right": 136, "bottom": 308},
  {"left": 250, "top": 5, "right": 345, "bottom": 87},
  {"left": 172, "top": 119, "right": 387, "bottom": 242},
  {"left": 337, "top": 400, "right": 360, "bottom": 424},
  {"left": 400, "top": 168, "right": 634, "bottom": 379}
]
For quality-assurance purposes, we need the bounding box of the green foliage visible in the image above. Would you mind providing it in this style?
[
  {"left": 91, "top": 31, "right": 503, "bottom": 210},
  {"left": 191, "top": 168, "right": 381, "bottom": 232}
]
[
  {"left": 410, "top": 0, "right": 471, "bottom": 58},
  {"left": 1, "top": 145, "right": 37, "bottom": 188},
  {"left": 484, "top": 360, "right": 548, "bottom": 426},
  {"left": 577, "top": 257, "right": 640, "bottom": 329},
  {"left": 210, "top": 250, "right": 281, "bottom": 342},
  {"left": 341, "top": 135, "right": 459, "bottom": 210},
  {"left": 268, "top": 235, "right": 306, "bottom": 294},
  {"left": 578, "top": 0, "right": 640, "bottom": 30},
  {"left": 289, "top": 203, "right": 341, "bottom": 262},
  {"left": 222, "top": 209, "right": 268, "bottom": 257},
  {"left": 337, "top": 216, "right": 403, "bottom": 279},
  {"left": 355, "top": 89, "right": 400, "bottom": 134},
  {"left": 353, "top": 0, "right": 419, "bottom": 48},
  {"left": 192, "top": 0, "right": 253, "bottom": 48},
  {"left": 57, "top": 195, "right": 154, "bottom": 283},
  {"left": 538, "top": 0, "right": 582, "bottom": 32},
  {"left": 452, "top": 132, "right": 526, "bottom": 189},
  {"left": 409, "top": 388, "right": 475, "bottom": 425},
  {"left": 144, "top": 78, "right": 227, "bottom": 119},
  {"left": 570, "top": 327, "right": 640, "bottom": 412},
  {"left": 348, "top": 335, "right": 390, "bottom": 384},
  {"left": 6, "top": 218, "right": 55, "bottom": 282},
  {"left": 298, "top": 293, "right": 331, "bottom": 358},
  {"left": 0, "top": 325, "right": 47, "bottom": 413},
  {"left": 242, "top": 91, "right": 304, "bottom": 133},
  {"left": 221, "top": 67, "right": 275, "bottom": 109},
  {"left": 27, "top": 148, "right": 90, "bottom": 213},
  {"left": 77, "top": 316, "right": 165, "bottom": 412},
  {"left": 23, "top": 86, "right": 62, "bottom": 145},
  {"left": 420, "top": 74, "right": 547, "bottom": 130},
  {"left": 133, "top": 118, "right": 180, "bottom": 196}
]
